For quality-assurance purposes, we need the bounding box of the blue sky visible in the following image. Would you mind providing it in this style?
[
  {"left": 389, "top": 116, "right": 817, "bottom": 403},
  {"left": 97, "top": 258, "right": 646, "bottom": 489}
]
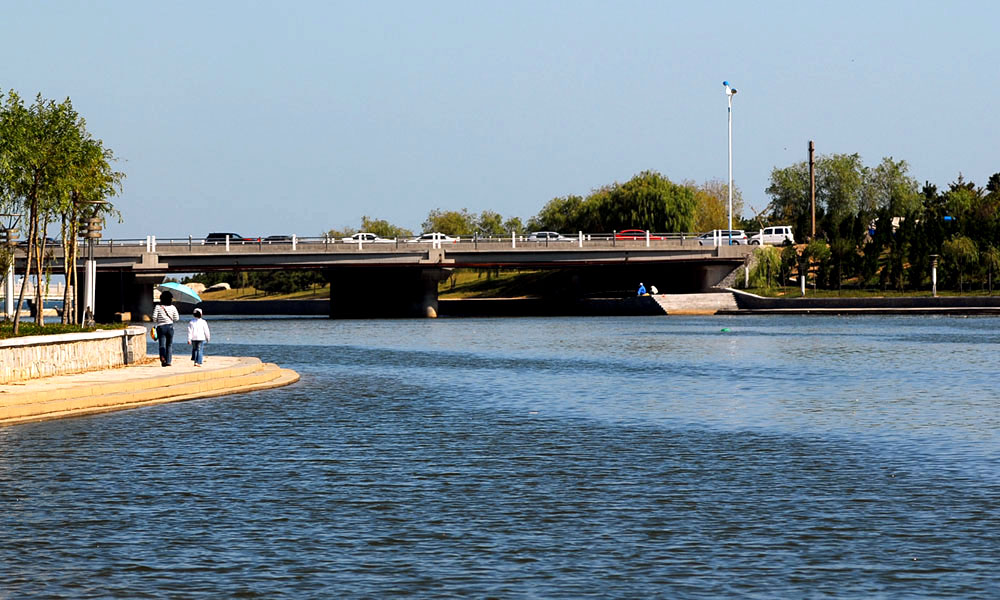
[{"left": 2, "top": 1, "right": 998, "bottom": 239}]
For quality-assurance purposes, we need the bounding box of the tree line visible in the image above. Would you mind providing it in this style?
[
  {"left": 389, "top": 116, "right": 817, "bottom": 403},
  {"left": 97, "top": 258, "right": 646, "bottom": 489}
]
[
  {"left": 759, "top": 153, "right": 1000, "bottom": 292},
  {"left": 326, "top": 171, "right": 744, "bottom": 240},
  {"left": 0, "top": 90, "right": 123, "bottom": 332}
]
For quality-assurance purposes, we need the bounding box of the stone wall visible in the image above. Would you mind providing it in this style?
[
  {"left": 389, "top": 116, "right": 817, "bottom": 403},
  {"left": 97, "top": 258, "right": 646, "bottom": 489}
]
[{"left": 0, "top": 326, "right": 148, "bottom": 384}]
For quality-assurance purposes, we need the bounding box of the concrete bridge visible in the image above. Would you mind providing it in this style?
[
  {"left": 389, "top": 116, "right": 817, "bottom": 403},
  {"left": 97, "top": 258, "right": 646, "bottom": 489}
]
[{"left": 12, "top": 237, "right": 752, "bottom": 319}]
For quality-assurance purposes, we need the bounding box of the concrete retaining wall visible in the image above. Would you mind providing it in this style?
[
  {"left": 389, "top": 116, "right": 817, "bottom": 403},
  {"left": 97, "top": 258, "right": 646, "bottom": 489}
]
[
  {"left": 0, "top": 326, "right": 148, "bottom": 384},
  {"left": 730, "top": 290, "right": 1000, "bottom": 313}
]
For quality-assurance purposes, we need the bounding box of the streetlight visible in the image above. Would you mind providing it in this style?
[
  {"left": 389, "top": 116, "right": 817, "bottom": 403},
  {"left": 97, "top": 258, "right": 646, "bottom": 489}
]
[
  {"left": 0, "top": 213, "right": 21, "bottom": 320},
  {"left": 723, "top": 80, "right": 738, "bottom": 246},
  {"left": 80, "top": 201, "right": 107, "bottom": 326}
]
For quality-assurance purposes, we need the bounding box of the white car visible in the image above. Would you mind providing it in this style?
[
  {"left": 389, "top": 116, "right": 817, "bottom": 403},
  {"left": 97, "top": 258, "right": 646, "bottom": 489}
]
[
  {"left": 406, "top": 232, "right": 458, "bottom": 243},
  {"left": 342, "top": 232, "right": 393, "bottom": 243},
  {"left": 527, "top": 231, "right": 573, "bottom": 242},
  {"left": 697, "top": 230, "right": 747, "bottom": 245},
  {"left": 749, "top": 226, "right": 795, "bottom": 245}
]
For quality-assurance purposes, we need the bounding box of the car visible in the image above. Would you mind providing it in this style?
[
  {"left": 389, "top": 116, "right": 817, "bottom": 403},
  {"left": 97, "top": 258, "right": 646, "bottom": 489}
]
[
  {"left": 205, "top": 232, "right": 251, "bottom": 244},
  {"left": 749, "top": 225, "right": 795, "bottom": 245},
  {"left": 615, "top": 229, "right": 664, "bottom": 240},
  {"left": 697, "top": 230, "right": 747, "bottom": 245},
  {"left": 264, "top": 235, "right": 293, "bottom": 243},
  {"left": 342, "top": 232, "right": 393, "bottom": 244},
  {"left": 527, "top": 231, "right": 573, "bottom": 242},
  {"left": 17, "top": 237, "right": 59, "bottom": 247},
  {"left": 406, "top": 232, "right": 458, "bottom": 243}
]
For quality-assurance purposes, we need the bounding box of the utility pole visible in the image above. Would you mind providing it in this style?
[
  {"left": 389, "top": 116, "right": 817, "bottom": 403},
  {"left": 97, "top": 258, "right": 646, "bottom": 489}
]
[{"left": 809, "top": 140, "right": 816, "bottom": 240}]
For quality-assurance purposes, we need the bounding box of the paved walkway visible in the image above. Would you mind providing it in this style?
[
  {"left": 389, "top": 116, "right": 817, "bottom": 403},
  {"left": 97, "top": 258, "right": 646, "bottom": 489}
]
[{"left": 0, "top": 356, "right": 299, "bottom": 426}]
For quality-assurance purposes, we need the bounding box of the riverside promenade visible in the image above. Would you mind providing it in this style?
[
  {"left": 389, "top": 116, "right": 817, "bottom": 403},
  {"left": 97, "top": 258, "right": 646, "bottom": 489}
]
[{"left": 0, "top": 356, "right": 299, "bottom": 426}]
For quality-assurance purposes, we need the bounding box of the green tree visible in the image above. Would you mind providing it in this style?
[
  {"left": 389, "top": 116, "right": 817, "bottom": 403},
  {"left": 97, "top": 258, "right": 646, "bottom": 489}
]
[
  {"left": 803, "top": 239, "right": 831, "bottom": 289},
  {"left": 816, "top": 153, "right": 865, "bottom": 239},
  {"left": 942, "top": 236, "right": 978, "bottom": 292},
  {"left": 765, "top": 161, "right": 810, "bottom": 233},
  {"left": 1, "top": 92, "right": 93, "bottom": 330},
  {"left": 982, "top": 245, "right": 1000, "bottom": 294},
  {"left": 422, "top": 208, "right": 475, "bottom": 236},
  {"left": 689, "top": 178, "right": 743, "bottom": 232},
  {"left": 359, "top": 216, "right": 411, "bottom": 238},
  {"left": 60, "top": 137, "right": 123, "bottom": 323},
  {"left": 502, "top": 216, "right": 524, "bottom": 235},
  {"left": 749, "top": 246, "right": 781, "bottom": 289},
  {"left": 528, "top": 194, "right": 585, "bottom": 232},
  {"left": 475, "top": 210, "right": 505, "bottom": 236}
]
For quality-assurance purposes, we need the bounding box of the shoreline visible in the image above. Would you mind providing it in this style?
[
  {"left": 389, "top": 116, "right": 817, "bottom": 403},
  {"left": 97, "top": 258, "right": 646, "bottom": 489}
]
[
  {"left": 195, "top": 294, "right": 1000, "bottom": 317},
  {"left": 0, "top": 356, "right": 299, "bottom": 426}
]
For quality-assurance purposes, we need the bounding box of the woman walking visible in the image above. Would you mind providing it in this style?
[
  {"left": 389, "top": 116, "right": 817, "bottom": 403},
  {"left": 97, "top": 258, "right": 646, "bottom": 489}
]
[
  {"left": 152, "top": 291, "right": 180, "bottom": 366},
  {"left": 187, "top": 308, "right": 211, "bottom": 366}
]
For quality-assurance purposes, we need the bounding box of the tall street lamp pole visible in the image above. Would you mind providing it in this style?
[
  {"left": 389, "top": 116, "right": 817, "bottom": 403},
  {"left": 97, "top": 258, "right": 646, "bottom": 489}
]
[
  {"left": 724, "top": 80, "right": 738, "bottom": 246},
  {"left": 1, "top": 213, "right": 21, "bottom": 320}
]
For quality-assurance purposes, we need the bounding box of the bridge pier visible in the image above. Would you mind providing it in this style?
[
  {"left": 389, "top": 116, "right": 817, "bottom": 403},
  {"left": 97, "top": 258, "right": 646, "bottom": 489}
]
[
  {"left": 326, "top": 267, "right": 451, "bottom": 318},
  {"left": 92, "top": 271, "right": 163, "bottom": 322}
]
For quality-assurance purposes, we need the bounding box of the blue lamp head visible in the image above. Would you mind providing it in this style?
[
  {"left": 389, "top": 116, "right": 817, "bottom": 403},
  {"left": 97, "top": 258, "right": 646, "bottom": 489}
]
[{"left": 723, "top": 80, "right": 729, "bottom": 86}]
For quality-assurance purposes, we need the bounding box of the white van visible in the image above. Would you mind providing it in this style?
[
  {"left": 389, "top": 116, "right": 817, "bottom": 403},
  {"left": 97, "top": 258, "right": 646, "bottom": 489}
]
[{"left": 749, "top": 226, "right": 795, "bottom": 245}]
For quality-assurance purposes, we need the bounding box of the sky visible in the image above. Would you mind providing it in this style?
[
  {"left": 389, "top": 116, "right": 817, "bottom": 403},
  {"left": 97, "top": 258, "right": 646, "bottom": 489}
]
[{"left": 2, "top": 1, "right": 998, "bottom": 239}]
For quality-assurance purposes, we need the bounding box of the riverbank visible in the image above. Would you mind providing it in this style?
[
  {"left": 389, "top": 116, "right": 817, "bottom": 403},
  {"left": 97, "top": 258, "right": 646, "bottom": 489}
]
[
  {"left": 0, "top": 356, "right": 299, "bottom": 426},
  {"left": 723, "top": 289, "right": 1000, "bottom": 315}
]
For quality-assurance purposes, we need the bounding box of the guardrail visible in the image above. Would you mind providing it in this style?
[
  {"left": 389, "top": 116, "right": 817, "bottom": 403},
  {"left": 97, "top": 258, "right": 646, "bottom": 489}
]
[{"left": 10, "top": 230, "right": 756, "bottom": 255}]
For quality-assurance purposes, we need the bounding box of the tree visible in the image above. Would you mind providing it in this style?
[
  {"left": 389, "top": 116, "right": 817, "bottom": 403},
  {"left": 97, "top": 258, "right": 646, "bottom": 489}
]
[
  {"left": 942, "top": 236, "right": 978, "bottom": 292},
  {"left": 359, "top": 216, "right": 411, "bottom": 239},
  {"left": 0, "top": 91, "right": 122, "bottom": 329},
  {"left": 528, "top": 194, "right": 585, "bottom": 232},
  {"left": 765, "top": 161, "right": 810, "bottom": 231},
  {"left": 1, "top": 93, "right": 77, "bottom": 330},
  {"left": 690, "top": 178, "right": 743, "bottom": 232},
  {"left": 982, "top": 245, "right": 1000, "bottom": 294},
  {"left": 422, "top": 208, "right": 476, "bottom": 236},
  {"left": 748, "top": 246, "right": 781, "bottom": 290},
  {"left": 474, "top": 210, "right": 505, "bottom": 236},
  {"left": 60, "top": 137, "right": 123, "bottom": 323},
  {"left": 816, "top": 153, "right": 865, "bottom": 236},
  {"left": 600, "top": 171, "right": 697, "bottom": 233},
  {"left": 502, "top": 216, "right": 524, "bottom": 235},
  {"left": 803, "top": 239, "right": 831, "bottom": 289},
  {"left": 864, "top": 157, "right": 921, "bottom": 216}
]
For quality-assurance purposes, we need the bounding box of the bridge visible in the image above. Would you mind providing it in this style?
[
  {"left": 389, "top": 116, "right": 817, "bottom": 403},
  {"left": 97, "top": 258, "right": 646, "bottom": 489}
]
[{"left": 11, "top": 235, "right": 753, "bottom": 319}]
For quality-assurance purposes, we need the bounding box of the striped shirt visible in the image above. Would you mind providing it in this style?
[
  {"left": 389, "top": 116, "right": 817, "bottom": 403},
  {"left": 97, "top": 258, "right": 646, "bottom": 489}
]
[{"left": 152, "top": 304, "right": 180, "bottom": 326}]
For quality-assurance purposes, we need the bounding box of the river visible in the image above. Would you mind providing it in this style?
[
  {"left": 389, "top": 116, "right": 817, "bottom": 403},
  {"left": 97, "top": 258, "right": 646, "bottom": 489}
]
[{"left": 2, "top": 315, "right": 998, "bottom": 598}]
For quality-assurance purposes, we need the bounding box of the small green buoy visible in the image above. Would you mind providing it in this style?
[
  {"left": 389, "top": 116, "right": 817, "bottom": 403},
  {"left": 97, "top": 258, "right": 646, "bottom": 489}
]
[{"left": 721, "top": 328, "right": 731, "bottom": 333}]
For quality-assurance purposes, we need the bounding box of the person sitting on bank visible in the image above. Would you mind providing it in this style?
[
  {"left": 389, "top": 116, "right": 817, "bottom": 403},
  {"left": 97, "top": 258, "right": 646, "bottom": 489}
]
[
  {"left": 187, "top": 308, "right": 211, "bottom": 367},
  {"left": 637, "top": 282, "right": 646, "bottom": 296}
]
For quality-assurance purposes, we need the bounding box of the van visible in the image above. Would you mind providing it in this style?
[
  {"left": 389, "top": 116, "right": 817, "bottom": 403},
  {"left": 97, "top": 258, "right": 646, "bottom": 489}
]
[
  {"left": 696, "top": 230, "right": 747, "bottom": 245},
  {"left": 749, "top": 226, "right": 795, "bottom": 245}
]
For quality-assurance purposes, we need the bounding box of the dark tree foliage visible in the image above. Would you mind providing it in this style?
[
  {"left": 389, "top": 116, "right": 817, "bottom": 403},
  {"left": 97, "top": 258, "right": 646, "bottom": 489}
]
[{"left": 529, "top": 171, "right": 696, "bottom": 233}]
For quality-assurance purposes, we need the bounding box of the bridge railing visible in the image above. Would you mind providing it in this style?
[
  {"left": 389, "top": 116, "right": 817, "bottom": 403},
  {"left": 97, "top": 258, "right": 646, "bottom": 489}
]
[{"left": 46, "top": 231, "right": 719, "bottom": 253}]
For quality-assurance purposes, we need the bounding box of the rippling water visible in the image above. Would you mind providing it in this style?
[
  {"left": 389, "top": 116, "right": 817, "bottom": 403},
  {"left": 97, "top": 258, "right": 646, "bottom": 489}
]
[{"left": 2, "top": 315, "right": 999, "bottom": 598}]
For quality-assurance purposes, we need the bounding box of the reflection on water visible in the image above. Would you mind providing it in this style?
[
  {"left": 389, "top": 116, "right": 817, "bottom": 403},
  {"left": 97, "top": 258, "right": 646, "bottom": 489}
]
[{"left": 1, "top": 315, "right": 998, "bottom": 598}]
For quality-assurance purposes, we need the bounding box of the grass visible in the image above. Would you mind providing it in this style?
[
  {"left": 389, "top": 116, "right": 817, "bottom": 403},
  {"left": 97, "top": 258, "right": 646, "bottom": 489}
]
[
  {"left": 200, "top": 285, "right": 330, "bottom": 301},
  {"left": 438, "top": 269, "right": 569, "bottom": 299},
  {"left": 0, "top": 321, "right": 127, "bottom": 340}
]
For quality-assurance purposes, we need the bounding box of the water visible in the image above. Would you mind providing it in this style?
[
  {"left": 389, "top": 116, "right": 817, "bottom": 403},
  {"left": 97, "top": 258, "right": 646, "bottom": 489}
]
[{"left": 2, "top": 315, "right": 998, "bottom": 598}]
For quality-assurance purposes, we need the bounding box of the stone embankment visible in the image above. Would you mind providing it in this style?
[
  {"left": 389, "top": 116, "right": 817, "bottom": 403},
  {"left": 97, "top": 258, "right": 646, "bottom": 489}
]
[
  {"left": 651, "top": 292, "right": 738, "bottom": 315},
  {"left": 0, "top": 356, "right": 299, "bottom": 426},
  {"left": 1, "top": 326, "right": 147, "bottom": 384}
]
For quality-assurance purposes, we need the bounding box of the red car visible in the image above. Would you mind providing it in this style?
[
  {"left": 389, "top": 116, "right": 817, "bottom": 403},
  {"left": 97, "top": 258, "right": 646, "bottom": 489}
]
[{"left": 615, "top": 229, "right": 663, "bottom": 240}]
